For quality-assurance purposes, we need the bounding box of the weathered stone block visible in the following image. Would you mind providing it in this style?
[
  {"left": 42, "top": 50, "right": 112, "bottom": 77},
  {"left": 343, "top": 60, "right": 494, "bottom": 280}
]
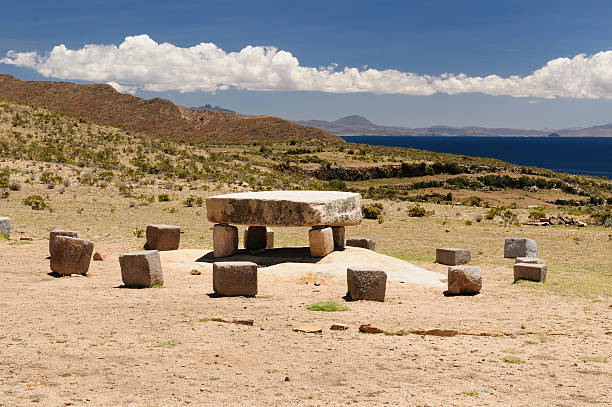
[
  {"left": 504, "top": 237, "right": 538, "bottom": 258},
  {"left": 436, "top": 248, "right": 471, "bottom": 265},
  {"left": 331, "top": 226, "right": 346, "bottom": 250},
  {"left": 146, "top": 224, "right": 180, "bottom": 251},
  {"left": 0, "top": 217, "right": 10, "bottom": 238},
  {"left": 49, "top": 230, "right": 80, "bottom": 257},
  {"left": 447, "top": 265, "right": 482, "bottom": 295},
  {"left": 309, "top": 227, "right": 334, "bottom": 257},
  {"left": 244, "top": 226, "right": 268, "bottom": 250},
  {"left": 213, "top": 261, "right": 257, "bottom": 296},
  {"left": 347, "top": 267, "right": 387, "bottom": 301},
  {"left": 206, "top": 191, "right": 362, "bottom": 227},
  {"left": 346, "top": 238, "right": 376, "bottom": 251},
  {"left": 514, "top": 263, "right": 547, "bottom": 282},
  {"left": 50, "top": 236, "right": 94, "bottom": 275},
  {"left": 514, "top": 257, "right": 544, "bottom": 264},
  {"left": 119, "top": 250, "right": 164, "bottom": 288},
  {"left": 213, "top": 224, "right": 238, "bottom": 258}
]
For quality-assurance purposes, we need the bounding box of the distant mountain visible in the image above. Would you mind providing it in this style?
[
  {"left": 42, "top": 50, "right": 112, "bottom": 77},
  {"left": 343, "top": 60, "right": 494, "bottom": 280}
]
[
  {"left": 297, "top": 115, "right": 612, "bottom": 137},
  {"left": 0, "top": 74, "right": 340, "bottom": 143},
  {"left": 191, "top": 104, "right": 237, "bottom": 114}
]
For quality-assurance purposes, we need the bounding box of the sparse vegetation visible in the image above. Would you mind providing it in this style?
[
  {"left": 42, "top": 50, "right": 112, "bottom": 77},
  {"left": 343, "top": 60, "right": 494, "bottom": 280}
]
[{"left": 306, "top": 301, "right": 350, "bottom": 312}]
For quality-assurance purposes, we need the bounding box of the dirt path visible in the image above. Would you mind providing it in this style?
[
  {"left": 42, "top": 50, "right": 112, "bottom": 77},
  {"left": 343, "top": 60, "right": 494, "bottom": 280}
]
[{"left": 0, "top": 240, "right": 610, "bottom": 406}]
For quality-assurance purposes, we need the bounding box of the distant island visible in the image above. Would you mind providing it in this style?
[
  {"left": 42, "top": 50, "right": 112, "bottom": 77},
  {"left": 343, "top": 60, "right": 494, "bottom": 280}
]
[{"left": 297, "top": 115, "right": 612, "bottom": 137}]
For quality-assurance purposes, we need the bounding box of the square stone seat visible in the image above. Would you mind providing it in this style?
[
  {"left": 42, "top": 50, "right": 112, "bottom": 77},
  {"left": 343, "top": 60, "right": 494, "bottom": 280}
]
[
  {"left": 504, "top": 237, "right": 538, "bottom": 258},
  {"left": 49, "top": 230, "right": 80, "bottom": 257},
  {"left": 119, "top": 250, "right": 164, "bottom": 288},
  {"left": 0, "top": 217, "right": 10, "bottom": 238},
  {"left": 346, "top": 267, "right": 387, "bottom": 301},
  {"left": 146, "top": 224, "right": 180, "bottom": 251},
  {"left": 50, "top": 236, "right": 94, "bottom": 275},
  {"left": 447, "top": 266, "right": 482, "bottom": 295},
  {"left": 213, "top": 261, "right": 257, "bottom": 296},
  {"left": 206, "top": 191, "right": 362, "bottom": 227},
  {"left": 514, "top": 263, "right": 547, "bottom": 282},
  {"left": 436, "top": 248, "right": 471, "bottom": 265},
  {"left": 346, "top": 238, "right": 376, "bottom": 251}
]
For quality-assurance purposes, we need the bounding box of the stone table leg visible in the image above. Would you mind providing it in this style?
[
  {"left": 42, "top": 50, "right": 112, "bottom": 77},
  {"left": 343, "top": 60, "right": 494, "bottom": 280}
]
[
  {"left": 331, "top": 226, "right": 345, "bottom": 250},
  {"left": 213, "top": 224, "right": 238, "bottom": 258},
  {"left": 309, "top": 226, "right": 334, "bottom": 257},
  {"left": 244, "top": 226, "right": 267, "bottom": 250}
]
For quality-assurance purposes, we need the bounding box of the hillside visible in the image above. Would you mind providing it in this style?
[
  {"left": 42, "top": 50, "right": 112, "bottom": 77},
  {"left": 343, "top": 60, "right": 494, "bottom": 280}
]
[
  {"left": 0, "top": 74, "right": 339, "bottom": 143},
  {"left": 298, "top": 115, "right": 612, "bottom": 137}
]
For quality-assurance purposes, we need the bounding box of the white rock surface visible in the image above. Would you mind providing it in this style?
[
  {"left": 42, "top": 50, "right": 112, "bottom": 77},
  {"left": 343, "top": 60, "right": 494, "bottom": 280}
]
[
  {"left": 206, "top": 191, "right": 362, "bottom": 227},
  {"left": 159, "top": 247, "right": 445, "bottom": 287}
]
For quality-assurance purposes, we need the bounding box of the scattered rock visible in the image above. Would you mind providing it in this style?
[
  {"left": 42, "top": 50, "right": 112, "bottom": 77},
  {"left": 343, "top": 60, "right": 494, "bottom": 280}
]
[
  {"left": 424, "top": 329, "right": 458, "bottom": 337},
  {"left": 330, "top": 324, "right": 349, "bottom": 331},
  {"left": 19, "top": 237, "right": 33, "bottom": 241},
  {"left": 93, "top": 252, "right": 104, "bottom": 261},
  {"left": 210, "top": 317, "right": 254, "bottom": 326},
  {"left": 293, "top": 324, "right": 323, "bottom": 333},
  {"left": 359, "top": 324, "right": 383, "bottom": 334},
  {"left": 190, "top": 269, "right": 201, "bottom": 275},
  {"left": 49, "top": 230, "right": 80, "bottom": 258}
]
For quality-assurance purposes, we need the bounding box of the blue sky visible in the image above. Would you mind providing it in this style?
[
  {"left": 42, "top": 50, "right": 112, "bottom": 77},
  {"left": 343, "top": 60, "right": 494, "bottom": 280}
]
[{"left": 2, "top": 0, "right": 612, "bottom": 129}]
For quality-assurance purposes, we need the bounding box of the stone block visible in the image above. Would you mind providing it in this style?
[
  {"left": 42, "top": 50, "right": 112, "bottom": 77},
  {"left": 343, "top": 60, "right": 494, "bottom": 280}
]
[
  {"left": 309, "top": 227, "right": 334, "bottom": 257},
  {"left": 447, "top": 266, "right": 482, "bottom": 295},
  {"left": 50, "top": 236, "right": 94, "bottom": 275},
  {"left": 504, "top": 237, "right": 538, "bottom": 258},
  {"left": 206, "top": 191, "right": 362, "bottom": 227},
  {"left": 49, "top": 230, "right": 80, "bottom": 257},
  {"left": 0, "top": 217, "right": 10, "bottom": 238},
  {"left": 244, "top": 226, "right": 268, "bottom": 250},
  {"left": 346, "top": 238, "right": 376, "bottom": 251},
  {"left": 331, "top": 226, "right": 346, "bottom": 249},
  {"left": 347, "top": 267, "right": 387, "bottom": 301},
  {"left": 514, "top": 263, "right": 547, "bottom": 282},
  {"left": 436, "top": 248, "right": 471, "bottom": 265},
  {"left": 514, "top": 257, "right": 544, "bottom": 264},
  {"left": 146, "top": 224, "right": 180, "bottom": 251},
  {"left": 213, "top": 261, "right": 257, "bottom": 296},
  {"left": 119, "top": 250, "right": 164, "bottom": 288},
  {"left": 213, "top": 224, "right": 238, "bottom": 258}
]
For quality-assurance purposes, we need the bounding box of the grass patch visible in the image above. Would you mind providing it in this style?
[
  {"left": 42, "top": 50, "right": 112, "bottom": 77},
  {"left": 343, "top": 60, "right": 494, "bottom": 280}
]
[
  {"left": 8, "top": 240, "right": 31, "bottom": 246},
  {"left": 306, "top": 301, "right": 350, "bottom": 312},
  {"left": 502, "top": 356, "right": 524, "bottom": 364},
  {"left": 152, "top": 283, "right": 164, "bottom": 288},
  {"left": 580, "top": 356, "right": 608, "bottom": 363},
  {"left": 156, "top": 340, "right": 181, "bottom": 348},
  {"left": 462, "top": 391, "right": 479, "bottom": 397}
]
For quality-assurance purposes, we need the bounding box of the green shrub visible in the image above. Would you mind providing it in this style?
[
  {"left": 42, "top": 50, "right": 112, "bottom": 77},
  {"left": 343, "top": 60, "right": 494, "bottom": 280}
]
[
  {"left": 158, "top": 193, "right": 170, "bottom": 202},
  {"left": 407, "top": 204, "right": 431, "bottom": 217},
  {"left": 362, "top": 203, "right": 383, "bottom": 219},
  {"left": 183, "top": 195, "right": 203, "bottom": 207},
  {"left": 22, "top": 195, "right": 48, "bottom": 210},
  {"left": 462, "top": 196, "right": 482, "bottom": 207},
  {"left": 325, "top": 179, "right": 347, "bottom": 191},
  {"left": 529, "top": 207, "right": 547, "bottom": 220}
]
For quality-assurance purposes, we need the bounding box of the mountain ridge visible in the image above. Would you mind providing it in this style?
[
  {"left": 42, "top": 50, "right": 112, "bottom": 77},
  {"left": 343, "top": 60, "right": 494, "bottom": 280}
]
[
  {"left": 0, "top": 74, "right": 340, "bottom": 143},
  {"left": 298, "top": 115, "right": 612, "bottom": 137}
]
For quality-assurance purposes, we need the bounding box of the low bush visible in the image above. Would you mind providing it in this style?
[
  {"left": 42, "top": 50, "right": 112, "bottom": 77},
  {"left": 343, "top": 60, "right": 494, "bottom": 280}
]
[
  {"left": 363, "top": 203, "right": 383, "bottom": 219},
  {"left": 407, "top": 204, "right": 431, "bottom": 217},
  {"left": 23, "top": 195, "right": 48, "bottom": 210}
]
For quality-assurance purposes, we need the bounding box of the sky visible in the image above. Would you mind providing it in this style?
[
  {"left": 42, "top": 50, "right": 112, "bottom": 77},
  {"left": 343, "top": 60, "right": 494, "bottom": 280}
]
[{"left": 1, "top": 0, "right": 612, "bottom": 129}]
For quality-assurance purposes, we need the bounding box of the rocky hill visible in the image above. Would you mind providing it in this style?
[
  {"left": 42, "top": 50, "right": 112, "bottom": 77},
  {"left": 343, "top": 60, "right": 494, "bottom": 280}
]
[{"left": 0, "top": 74, "right": 340, "bottom": 143}]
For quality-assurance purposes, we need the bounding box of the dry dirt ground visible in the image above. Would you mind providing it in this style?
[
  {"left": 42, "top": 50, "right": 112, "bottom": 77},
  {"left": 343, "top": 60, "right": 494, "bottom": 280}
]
[
  {"left": 0, "top": 241, "right": 610, "bottom": 406},
  {"left": 0, "top": 183, "right": 611, "bottom": 406}
]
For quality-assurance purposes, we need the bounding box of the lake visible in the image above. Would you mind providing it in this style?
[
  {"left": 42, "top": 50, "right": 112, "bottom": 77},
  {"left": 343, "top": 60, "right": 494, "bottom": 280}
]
[{"left": 341, "top": 136, "right": 612, "bottom": 178}]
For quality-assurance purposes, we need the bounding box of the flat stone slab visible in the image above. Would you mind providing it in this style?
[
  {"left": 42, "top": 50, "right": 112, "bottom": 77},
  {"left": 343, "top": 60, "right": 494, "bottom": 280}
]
[
  {"left": 514, "top": 263, "right": 547, "bottom": 282},
  {"left": 206, "top": 191, "right": 362, "bottom": 227},
  {"left": 504, "top": 237, "right": 538, "bottom": 258}
]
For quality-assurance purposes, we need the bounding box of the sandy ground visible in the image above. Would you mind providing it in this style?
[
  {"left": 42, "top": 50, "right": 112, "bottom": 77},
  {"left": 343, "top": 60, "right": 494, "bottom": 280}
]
[{"left": 0, "top": 239, "right": 610, "bottom": 407}]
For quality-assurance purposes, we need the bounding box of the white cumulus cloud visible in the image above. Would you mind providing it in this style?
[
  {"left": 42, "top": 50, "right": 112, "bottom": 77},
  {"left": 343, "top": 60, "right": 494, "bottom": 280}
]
[{"left": 2, "top": 34, "right": 612, "bottom": 98}]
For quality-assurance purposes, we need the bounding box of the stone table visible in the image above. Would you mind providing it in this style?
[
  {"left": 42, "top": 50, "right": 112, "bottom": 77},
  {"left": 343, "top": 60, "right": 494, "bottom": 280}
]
[{"left": 206, "top": 191, "right": 362, "bottom": 258}]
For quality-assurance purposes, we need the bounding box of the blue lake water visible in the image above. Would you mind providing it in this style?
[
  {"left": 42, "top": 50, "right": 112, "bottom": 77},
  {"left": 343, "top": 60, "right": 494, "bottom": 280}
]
[{"left": 341, "top": 136, "right": 612, "bottom": 178}]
